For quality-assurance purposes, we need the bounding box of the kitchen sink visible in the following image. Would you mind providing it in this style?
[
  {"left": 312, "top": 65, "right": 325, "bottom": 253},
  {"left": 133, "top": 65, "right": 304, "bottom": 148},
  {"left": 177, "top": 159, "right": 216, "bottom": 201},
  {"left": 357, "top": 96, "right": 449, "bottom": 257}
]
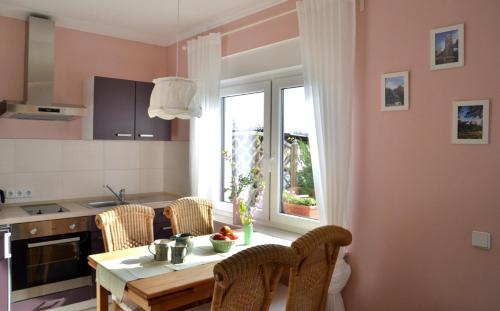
[{"left": 86, "top": 201, "right": 129, "bottom": 208}]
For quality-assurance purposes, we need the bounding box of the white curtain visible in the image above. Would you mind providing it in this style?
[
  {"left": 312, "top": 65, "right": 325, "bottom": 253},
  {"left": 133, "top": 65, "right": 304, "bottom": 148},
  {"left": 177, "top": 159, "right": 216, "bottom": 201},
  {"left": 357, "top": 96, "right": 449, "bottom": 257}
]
[
  {"left": 297, "top": 0, "right": 356, "bottom": 310},
  {"left": 188, "top": 33, "right": 222, "bottom": 200}
]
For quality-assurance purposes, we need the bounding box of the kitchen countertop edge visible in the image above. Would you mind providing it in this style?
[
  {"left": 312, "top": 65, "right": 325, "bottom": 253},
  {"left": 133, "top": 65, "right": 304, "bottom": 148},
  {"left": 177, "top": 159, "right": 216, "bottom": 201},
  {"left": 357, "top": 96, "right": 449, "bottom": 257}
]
[{"left": 0, "top": 192, "right": 181, "bottom": 225}]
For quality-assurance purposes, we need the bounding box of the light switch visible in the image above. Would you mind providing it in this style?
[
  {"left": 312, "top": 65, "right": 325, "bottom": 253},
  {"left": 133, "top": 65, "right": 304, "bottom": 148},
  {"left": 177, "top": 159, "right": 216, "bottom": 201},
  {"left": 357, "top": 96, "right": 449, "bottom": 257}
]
[{"left": 472, "top": 231, "right": 491, "bottom": 250}]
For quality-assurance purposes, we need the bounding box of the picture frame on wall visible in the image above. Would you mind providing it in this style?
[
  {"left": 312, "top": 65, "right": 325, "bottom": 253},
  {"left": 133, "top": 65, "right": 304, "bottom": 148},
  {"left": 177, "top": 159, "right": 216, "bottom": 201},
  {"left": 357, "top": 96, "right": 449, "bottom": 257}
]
[
  {"left": 381, "top": 71, "right": 409, "bottom": 111},
  {"left": 431, "top": 23, "right": 464, "bottom": 70},
  {"left": 452, "top": 100, "right": 490, "bottom": 144}
]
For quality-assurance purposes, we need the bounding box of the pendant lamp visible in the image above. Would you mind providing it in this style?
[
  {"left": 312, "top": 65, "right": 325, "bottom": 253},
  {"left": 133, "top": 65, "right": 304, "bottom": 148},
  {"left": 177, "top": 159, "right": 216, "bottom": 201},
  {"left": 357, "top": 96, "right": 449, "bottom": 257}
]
[{"left": 149, "top": 0, "right": 197, "bottom": 120}]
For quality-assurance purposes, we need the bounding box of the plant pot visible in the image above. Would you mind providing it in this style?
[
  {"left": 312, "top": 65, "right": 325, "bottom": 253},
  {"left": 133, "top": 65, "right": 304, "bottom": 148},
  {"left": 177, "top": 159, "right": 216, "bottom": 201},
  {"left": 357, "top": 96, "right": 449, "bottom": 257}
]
[
  {"left": 283, "top": 202, "right": 319, "bottom": 220},
  {"left": 243, "top": 223, "right": 253, "bottom": 245}
]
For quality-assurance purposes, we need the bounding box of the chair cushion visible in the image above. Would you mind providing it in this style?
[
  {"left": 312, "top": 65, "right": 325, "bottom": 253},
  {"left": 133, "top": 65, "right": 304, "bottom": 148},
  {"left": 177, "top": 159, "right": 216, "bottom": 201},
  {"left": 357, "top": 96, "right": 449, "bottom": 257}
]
[{"left": 269, "top": 283, "right": 288, "bottom": 311}]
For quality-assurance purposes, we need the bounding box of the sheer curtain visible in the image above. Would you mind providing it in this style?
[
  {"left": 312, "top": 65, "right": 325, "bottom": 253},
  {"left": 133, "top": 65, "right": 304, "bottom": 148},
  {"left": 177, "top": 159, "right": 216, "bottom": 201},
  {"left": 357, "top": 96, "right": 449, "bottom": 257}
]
[
  {"left": 297, "top": 0, "right": 356, "bottom": 310},
  {"left": 188, "top": 33, "right": 222, "bottom": 201}
]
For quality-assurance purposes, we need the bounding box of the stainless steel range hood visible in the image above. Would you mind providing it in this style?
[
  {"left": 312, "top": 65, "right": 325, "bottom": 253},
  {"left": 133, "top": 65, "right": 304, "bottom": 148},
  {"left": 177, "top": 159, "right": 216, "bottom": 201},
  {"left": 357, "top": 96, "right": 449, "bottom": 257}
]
[{"left": 0, "top": 16, "right": 86, "bottom": 121}]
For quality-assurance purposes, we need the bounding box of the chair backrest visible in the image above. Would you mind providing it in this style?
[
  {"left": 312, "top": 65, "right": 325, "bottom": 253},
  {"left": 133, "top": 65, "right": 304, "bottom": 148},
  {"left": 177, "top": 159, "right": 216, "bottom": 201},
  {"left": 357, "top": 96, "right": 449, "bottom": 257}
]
[
  {"left": 95, "top": 204, "right": 155, "bottom": 252},
  {"left": 164, "top": 197, "right": 214, "bottom": 236},
  {"left": 211, "top": 244, "right": 298, "bottom": 311},
  {"left": 286, "top": 225, "right": 352, "bottom": 311}
]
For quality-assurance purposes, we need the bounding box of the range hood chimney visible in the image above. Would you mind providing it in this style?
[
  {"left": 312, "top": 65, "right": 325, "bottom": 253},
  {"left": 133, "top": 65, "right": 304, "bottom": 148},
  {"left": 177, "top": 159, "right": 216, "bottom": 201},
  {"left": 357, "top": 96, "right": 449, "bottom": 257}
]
[{"left": 0, "top": 15, "right": 86, "bottom": 121}]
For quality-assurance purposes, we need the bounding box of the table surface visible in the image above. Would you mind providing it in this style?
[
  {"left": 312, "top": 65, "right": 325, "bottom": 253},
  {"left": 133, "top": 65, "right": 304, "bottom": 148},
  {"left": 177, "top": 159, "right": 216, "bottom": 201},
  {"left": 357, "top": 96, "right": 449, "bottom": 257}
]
[
  {"left": 88, "top": 232, "right": 293, "bottom": 303},
  {"left": 88, "top": 245, "right": 218, "bottom": 300}
]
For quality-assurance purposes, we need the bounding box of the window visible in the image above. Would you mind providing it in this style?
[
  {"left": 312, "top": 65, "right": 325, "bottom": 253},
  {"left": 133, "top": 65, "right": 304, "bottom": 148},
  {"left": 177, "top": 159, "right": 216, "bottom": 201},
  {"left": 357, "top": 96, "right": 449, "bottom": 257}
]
[
  {"left": 220, "top": 73, "right": 317, "bottom": 231},
  {"left": 280, "top": 86, "right": 318, "bottom": 221}
]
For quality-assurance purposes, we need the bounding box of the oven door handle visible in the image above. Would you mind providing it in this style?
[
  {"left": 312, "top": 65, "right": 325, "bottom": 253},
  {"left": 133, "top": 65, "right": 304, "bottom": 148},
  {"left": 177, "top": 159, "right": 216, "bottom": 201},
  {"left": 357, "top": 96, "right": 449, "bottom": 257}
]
[
  {"left": 4, "top": 231, "right": 11, "bottom": 259},
  {"left": 27, "top": 237, "right": 80, "bottom": 248}
]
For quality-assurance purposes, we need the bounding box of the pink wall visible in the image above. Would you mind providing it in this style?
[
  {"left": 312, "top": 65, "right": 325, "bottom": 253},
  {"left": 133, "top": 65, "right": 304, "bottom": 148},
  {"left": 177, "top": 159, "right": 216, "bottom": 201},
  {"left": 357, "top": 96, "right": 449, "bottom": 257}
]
[
  {"left": 4, "top": 1, "right": 498, "bottom": 308},
  {"left": 344, "top": 0, "right": 500, "bottom": 310},
  {"left": 0, "top": 16, "right": 169, "bottom": 140}
]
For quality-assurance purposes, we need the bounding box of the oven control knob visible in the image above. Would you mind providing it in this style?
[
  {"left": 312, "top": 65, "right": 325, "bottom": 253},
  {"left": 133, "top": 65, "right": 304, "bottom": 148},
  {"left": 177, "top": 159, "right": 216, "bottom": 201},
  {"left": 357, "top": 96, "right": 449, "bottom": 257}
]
[
  {"left": 30, "top": 228, "right": 38, "bottom": 235},
  {"left": 69, "top": 224, "right": 76, "bottom": 230}
]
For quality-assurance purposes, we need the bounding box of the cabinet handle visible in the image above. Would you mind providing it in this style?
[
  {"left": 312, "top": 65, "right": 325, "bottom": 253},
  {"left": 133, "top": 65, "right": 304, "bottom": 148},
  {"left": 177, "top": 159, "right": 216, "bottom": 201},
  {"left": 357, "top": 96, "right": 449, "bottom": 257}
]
[
  {"left": 69, "top": 224, "right": 76, "bottom": 230},
  {"left": 116, "top": 133, "right": 132, "bottom": 137},
  {"left": 162, "top": 226, "right": 171, "bottom": 231},
  {"left": 30, "top": 228, "right": 38, "bottom": 235},
  {"left": 139, "top": 134, "right": 154, "bottom": 138}
]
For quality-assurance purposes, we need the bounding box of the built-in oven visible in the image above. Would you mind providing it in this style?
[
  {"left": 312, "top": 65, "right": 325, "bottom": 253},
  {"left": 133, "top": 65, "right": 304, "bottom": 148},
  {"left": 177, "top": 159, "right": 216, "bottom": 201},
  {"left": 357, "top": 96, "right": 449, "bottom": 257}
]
[{"left": 10, "top": 217, "right": 92, "bottom": 302}]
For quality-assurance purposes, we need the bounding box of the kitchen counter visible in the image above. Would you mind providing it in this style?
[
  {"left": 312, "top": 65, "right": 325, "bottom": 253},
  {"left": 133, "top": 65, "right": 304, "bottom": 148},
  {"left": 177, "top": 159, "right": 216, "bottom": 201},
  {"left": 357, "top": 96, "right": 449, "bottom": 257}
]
[{"left": 0, "top": 192, "right": 180, "bottom": 225}]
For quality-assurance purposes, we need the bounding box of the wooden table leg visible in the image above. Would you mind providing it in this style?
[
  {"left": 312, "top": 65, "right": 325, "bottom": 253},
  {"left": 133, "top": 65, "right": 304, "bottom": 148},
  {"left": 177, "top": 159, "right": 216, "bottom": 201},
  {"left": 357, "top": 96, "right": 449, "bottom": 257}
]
[{"left": 96, "top": 282, "right": 110, "bottom": 311}]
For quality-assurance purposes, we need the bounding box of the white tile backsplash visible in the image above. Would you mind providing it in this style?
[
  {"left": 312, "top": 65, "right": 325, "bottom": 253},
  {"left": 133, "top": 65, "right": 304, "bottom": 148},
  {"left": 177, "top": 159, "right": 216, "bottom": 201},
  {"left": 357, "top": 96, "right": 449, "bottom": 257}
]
[
  {"left": 0, "top": 174, "right": 18, "bottom": 204},
  {"left": 15, "top": 172, "right": 63, "bottom": 202},
  {"left": 0, "top": 174, "right": 16, "bottom": 189},
  {"left": 140, "top": 169, "right": 164, "bottom": 193},
  {"left": 104, "top": 141, "right": 140, "bottom": 170},
  {"left": 104, "top": 169, "right": 140, "bottom": 194},
  {"left": 63, "top": 140, "right": 103, "bottom": 171},
  {"left": 164, "top": 166, "right": 190, "bottom": 197},
  {"left": 0, "top": 140, "right": 15, "bottom": 173},
  {"left": 15, "top": 140, "right": 63, "bottom": 173},
  {"left": 164, "top": 141, "right": 189, "bottom": 170},
  {"left": 62, "top": 170, "right": 104, "bottom": 199},
  {"left": 139, "top": 142, "right": 164, "bottom": 169},
  {"left": 0, "top": 139, "right": 189, "bottom": 202}
]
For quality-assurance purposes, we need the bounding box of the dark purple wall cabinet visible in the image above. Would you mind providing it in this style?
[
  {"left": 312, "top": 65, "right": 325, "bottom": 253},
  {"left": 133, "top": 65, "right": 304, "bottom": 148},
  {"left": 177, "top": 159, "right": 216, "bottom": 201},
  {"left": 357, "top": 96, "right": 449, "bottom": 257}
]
[
  {"left": 135, "top": 82, "right": 171, "bottom": 141},
  {"left": 93, "top": 77, "right": 136, "bottom": 140},
  {"left": 92, "top": 77, "right": 171, "bottom": 141}
]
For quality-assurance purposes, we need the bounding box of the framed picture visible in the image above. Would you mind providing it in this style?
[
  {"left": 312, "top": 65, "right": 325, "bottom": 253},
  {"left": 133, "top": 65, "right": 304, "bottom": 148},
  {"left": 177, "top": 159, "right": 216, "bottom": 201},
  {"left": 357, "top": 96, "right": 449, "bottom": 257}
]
[
  {"left": 431, "top": 23, "right": 464, "bottom": 70},
  {"left": 452, "top": 100, "right": 489, "bottom": 144},
  {"left": 381, "top": 71, "right": 409, "bottom": 111}
]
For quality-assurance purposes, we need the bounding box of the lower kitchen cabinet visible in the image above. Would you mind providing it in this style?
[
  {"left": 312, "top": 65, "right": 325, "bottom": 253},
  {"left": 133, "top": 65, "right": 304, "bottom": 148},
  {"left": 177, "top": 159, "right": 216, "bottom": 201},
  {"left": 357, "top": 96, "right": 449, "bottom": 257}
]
[
  {"left": 154, "top": 222, "right": 173, "bottom": 239},
  {"left": 154, "top": 207, "right": 173, "bottom": 239}
]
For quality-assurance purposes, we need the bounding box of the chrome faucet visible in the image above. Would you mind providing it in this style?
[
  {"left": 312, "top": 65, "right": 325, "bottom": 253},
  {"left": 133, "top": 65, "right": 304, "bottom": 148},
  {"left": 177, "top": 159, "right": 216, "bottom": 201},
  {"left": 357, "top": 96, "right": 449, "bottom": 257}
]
[{"left": 104, "top": 185, "right": 126, "bottom": 203}]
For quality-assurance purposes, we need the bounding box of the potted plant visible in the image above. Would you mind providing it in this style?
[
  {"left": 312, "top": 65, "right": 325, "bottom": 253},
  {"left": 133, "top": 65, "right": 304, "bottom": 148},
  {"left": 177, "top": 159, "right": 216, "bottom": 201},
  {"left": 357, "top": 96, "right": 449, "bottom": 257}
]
[
  {"left": 223, "top": 151, "right": 265, "bottom": 244},
  {"left": 282, "top": 190, "right": 319, "bottom": 220}
]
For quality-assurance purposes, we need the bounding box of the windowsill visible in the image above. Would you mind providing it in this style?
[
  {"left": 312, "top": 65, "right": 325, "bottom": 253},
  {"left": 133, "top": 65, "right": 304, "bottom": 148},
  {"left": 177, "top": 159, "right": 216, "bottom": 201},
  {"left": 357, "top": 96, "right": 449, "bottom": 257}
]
[
  {"left": 213, "top": 211, "right": 303, "bottom": 241},
  {"left": 213, "top": 210, "right": 350, "bottom": 258}
]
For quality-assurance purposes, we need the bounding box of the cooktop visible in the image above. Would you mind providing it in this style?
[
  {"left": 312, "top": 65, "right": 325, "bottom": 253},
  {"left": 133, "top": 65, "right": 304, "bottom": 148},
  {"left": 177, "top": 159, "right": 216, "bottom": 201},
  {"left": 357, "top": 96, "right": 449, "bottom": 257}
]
[{"left": 21, "top": 203, "right": 69, "bottom": 215}]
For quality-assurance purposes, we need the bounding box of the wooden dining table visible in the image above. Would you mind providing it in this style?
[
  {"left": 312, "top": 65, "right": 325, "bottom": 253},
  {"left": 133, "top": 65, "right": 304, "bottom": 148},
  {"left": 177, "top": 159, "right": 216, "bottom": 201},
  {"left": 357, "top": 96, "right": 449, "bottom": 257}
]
[
  {"left": 88, "top": 246, "right": 216, "bottom": 311},
  {"left": 88, "top": 232, "right": 291, "bottom": 311}
]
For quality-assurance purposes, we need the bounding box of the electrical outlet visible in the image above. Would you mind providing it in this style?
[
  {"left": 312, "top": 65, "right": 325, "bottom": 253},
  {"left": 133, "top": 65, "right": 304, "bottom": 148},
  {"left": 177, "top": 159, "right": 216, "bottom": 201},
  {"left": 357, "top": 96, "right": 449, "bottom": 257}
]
[
  {"left": 21, "top": 189, "right": 32, "bottom": 198},
  {"left": 5, "top": 189, "right": 16, "bottom": 199},
  {"left": 5, "top": 188, "right": 33, "bottom": 199}
]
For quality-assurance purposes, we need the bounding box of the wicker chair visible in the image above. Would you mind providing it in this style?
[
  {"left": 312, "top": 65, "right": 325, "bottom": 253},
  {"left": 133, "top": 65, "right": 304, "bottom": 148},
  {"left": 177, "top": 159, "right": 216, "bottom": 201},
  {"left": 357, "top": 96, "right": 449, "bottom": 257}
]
[
  {"left": 164, "top": 197, "right": 214, "bottom": 236},
  {"left": 270, "top": 225, "right": 352, "bottom": 311},
  {"left": 95, "top": 204, "right": 155, "bottom": 311},
  {"left": 95, "top": 204, "right": 155, "bottom": 252},
  {"left": 188, "top": 244, "right": 298, "bottom": 311}
]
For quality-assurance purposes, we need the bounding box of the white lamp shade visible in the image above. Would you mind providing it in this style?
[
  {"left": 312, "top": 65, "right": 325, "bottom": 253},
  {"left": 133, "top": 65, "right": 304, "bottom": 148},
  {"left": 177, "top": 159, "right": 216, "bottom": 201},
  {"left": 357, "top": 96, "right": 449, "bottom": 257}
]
[{"left": 148, "top": 77, "right": 197, "bottom": 120}]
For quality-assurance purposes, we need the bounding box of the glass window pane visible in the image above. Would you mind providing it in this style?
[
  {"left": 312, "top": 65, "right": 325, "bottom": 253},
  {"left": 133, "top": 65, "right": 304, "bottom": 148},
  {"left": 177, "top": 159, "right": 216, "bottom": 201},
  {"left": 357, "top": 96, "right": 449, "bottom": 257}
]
[
  {"left": 281, "top": 87, "right": 318, "bottom": 220},
  {"left": 222, "top": 92, "right": 265, "bottom": 209}
]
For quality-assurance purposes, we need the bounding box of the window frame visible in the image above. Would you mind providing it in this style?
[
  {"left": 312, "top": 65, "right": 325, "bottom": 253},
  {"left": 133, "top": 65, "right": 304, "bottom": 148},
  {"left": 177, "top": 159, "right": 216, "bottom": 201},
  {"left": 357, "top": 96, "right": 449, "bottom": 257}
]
[
  {"left": 219, "top": 80, "right": 271, "bottom": 222},
  {"left": 216, "top": 67, "right": 319, "bottom": 233},
  {"left": 269, "top": 75, "right": 319, "bottom": 231}
]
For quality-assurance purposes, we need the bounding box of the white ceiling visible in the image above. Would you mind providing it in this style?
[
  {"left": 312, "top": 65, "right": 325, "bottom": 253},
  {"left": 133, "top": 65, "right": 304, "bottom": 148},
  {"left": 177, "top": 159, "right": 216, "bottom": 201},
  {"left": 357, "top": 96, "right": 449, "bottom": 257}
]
[{"left": 0, "top": 0, "right": 287, "bottom": 46}]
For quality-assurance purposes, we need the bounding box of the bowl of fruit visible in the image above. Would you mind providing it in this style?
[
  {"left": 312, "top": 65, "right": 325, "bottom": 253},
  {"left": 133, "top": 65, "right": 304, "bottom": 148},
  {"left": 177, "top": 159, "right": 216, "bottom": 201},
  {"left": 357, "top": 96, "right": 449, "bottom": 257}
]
[{"left": 210, "top": 226, "right": 238, "bottom": 253}]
